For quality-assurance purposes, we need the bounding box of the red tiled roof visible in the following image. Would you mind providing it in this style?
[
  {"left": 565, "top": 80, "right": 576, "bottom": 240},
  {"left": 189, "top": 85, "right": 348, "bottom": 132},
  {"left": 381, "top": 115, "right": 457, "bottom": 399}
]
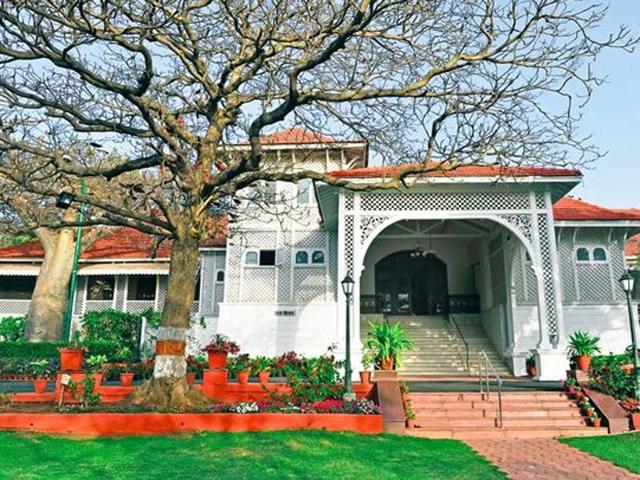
[
  {"left": 328, "top": 162, "right": 581, "bottom": 179},
  {"left": 0, "top": 217, "right": 227, "bottom": 260},
  {"left": 259, "top": 128, "right": 336, "bottom": 145},
  {"left": 627, "top": 234, "right": 640, "bottom": 258},
  {"left": 553, "top": 197, "right": 640, "bottom": 222}
]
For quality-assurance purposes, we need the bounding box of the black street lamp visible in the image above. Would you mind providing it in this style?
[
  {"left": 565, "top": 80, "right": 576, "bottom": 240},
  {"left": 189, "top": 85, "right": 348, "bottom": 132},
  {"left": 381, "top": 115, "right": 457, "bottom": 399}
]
[
  {"left": 619, "top": 270, "right": 639, "bottom": 399},
  {"left": 341, "top": 274, "right": 355, "bottom": 400}
]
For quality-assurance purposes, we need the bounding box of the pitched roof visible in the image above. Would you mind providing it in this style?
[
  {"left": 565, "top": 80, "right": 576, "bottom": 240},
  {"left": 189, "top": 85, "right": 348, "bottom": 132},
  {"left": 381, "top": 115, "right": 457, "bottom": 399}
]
[
  {"left": 0, "top": 217, "right": 227, "bottom": 260},
  {"left": 259, "top": 128, "right": 336, "bottom": 145},
  {"left": 328, "top": 162, "right": 581, "bottom": 179},
  {"left": 553, "top": 197, "right": 640, "bottom": 222}
]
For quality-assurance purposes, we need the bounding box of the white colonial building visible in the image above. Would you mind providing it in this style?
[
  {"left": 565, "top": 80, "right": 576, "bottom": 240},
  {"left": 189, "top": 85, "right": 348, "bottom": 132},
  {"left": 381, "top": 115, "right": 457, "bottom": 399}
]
[{"left": 1, "top": 129, "right": 639, "bottom": 381}]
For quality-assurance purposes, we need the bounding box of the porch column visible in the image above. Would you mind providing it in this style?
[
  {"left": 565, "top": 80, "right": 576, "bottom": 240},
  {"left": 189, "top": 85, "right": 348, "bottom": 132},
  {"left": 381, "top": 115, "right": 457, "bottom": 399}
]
[{"left": 531, "top": 191, "right": 568, "bottom": 380}]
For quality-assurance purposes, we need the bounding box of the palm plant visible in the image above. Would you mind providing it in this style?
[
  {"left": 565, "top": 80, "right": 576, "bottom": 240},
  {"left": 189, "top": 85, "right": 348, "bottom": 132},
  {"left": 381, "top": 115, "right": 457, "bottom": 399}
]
[
  {"left": 366, "top": 321, "right": 414, "bottom": 370},
  {"left": 567, "top": 331, "right": 601, "bottom": 357}
]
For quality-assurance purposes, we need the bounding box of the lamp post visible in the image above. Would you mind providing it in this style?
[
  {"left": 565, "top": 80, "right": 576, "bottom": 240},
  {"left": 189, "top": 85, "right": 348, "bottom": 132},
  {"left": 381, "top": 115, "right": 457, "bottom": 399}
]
[
  {"left": 57, "top": 179, "right": 87, "bottom": 342},
  {"left": 341, "top": 274, "right": 355, "bottom": 401},
  {"left": 619, "top": 270, "right": 639, "bottom": 399}
]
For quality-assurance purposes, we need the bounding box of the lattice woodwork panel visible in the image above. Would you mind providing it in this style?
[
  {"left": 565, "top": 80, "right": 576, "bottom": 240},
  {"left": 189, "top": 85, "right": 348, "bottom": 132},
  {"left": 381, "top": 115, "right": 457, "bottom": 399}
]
[
  {"left": 610, "top": 236, "right": 626, "bottom": 301},
  {"left": 512, "top": 248, "right": 526, "bottom": 304},
  {"left": 360, "top": 216, "right": 391, "bottom": 244},
  {"left": 114, "top": 275, "right": 126, "bottom": 310},
  {"left": 293, "top": 268, "right": 326, "bottom": 304},
  {"left": 241, "top": 268, "right": 276, "bottom": 303},
  {"left": 156, "top": 276, "right": 168, "bottom": 310},
  {"left": 535, "top": 192, "right": 546, "bottom": 209},
  {"left": 537, "top": 214, "right": 559, "bottom": 339},
  {"left": 277, "top": 230, "right": 292, "bottom": 304},
  {"left": 243, "top": 230, "right": 277, "bottom": 247},
  {"left": 293, "top": 230, "right": 326, "bottom": 248},
  {"left": 213, "top": 284, "right": 224, "bottom": 317},
  {"left": 500, "top": 214, "right": 533, "bottom": 243},
  {"left": 0, "top": 300, "right": 30, "bottom": 315},
  {"left": 84, "top": 300, "right": 113, "bottom": 313},
  {"left": 73, "top": 276, "right": 87, "bottom": 315},
  {"left": 126, "top": 300, "right": 155, "bottom": 313},
  {"left": 199, "top": 253, "right": 217, "bottom": 316},
  {"left": 225, "top": 242, "right": 242, "bottom": 303},
  {"left": 360, "top": 191, "right": 529, "bottom": 212},
  {"left": 328, "top": 230, "right": 338, "bottom": 301},
  {"left": 345, "top": 215, "right": 354, "bottom": 275},
  {"left": 345, "top": 191, "right": 354, "bottom": 211},
  {"left": 557, "top": 236, "right": 577, "bottom": 303},
  {"left": 577, "top": 264, "right": 613, "bottom": 303}
]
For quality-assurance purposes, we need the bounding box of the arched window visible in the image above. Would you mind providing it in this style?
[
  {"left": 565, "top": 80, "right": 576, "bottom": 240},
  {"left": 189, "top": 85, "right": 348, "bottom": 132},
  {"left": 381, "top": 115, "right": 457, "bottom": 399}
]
[
  {"left": 576, "top": 248, "right": 590, "bottom": 262},
  {"left": 593, "top": 247, "right": 607, "bottom": 262},
  {"left": 295, "top": 250, "right": 309, "bottom": 264},
  {"left": 216, "top": 270, "right": 225, "bottom": 282},
  {"left": 245, "top": 251, "right": 258, "bottom": 265},
  {"left": 311, "top": 250, "right": 325, "bottom": 264}
]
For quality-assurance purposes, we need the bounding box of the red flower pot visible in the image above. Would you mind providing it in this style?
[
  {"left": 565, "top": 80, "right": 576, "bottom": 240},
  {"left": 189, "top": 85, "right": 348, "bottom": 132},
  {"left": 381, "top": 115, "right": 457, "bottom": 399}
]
[
  {"left": 632, "top": 413, "right": 640, "bottom": 430},
  {"left": 120, "top": 372, "right": 134, "bottom": 386},
  {"left": 359, "top": 371, "right": 371, "bottom": 385},
  {"left": 591, "top": 418, "right": 601, "bottom": 428},
  {"left": 527, "top": 366, "right": 537, "bottom": 377},
  {"left": 237, "top": 370, "right": 250, "bottom": 385},
  {"left": 576, "top": 355, "right": 591, "bottom": 372},
  {"left": 186, "top": 373, "right": 196, "bottom": 386},
  {"left": 59, "top": 348, "right": 85, "bottom": 371},
  {"left": 258, "top": 371, "right": 270, "bottom": 385},
  {"left": 33, "top": 379, "right": 48, "bottom": 394},
  {"left": 406, "top": 419, "right": 414, "bottom": 429},
  {"left": 207, "top": 351, "right": 228, "bottom": 370}
]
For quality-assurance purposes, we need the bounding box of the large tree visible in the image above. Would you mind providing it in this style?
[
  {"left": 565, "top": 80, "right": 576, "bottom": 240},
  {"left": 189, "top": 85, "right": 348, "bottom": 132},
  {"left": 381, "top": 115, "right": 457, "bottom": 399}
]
[{"left": 0, "top": 0, "right": 634, "bottom": 407}]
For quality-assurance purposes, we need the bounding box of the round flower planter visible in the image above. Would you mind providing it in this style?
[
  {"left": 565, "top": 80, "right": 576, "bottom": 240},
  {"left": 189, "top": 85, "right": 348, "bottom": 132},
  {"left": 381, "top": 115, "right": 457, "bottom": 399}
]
[
  {"left": 576, "top": 355, "right": 591, "bottom": 372},
  {"left": 207, "top": 351, "right": 228, "bottom": 370},
  {"left": 186, "top": 373, "right": 196, "bottom": 386},
  {"left": 59, "top": 348, "right": 85, "bottom": 371},
  {"left": 119, "top": 373, "right": 134, "bottom": 387},
  {"left": 237, "top": 370, "right": 250, "bottom": 385},
  {"left": 33, "top": 379, "right": 48, "bottom": 395},
  {"left": 359, "top": 371, "right": 371, "bottom": 385},
  {"left": 258, "top": 371, "right": 270, "bottom": 385},
  {"left": 591, "top": 418, "right": 601, "bottom": 428}
]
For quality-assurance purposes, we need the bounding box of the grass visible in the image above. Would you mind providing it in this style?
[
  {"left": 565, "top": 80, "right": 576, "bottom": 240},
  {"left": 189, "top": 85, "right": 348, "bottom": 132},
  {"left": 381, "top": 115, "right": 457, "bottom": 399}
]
[
  {"left": 561, "top": 432, "right": 640, "bottom": 474},
  {"left": 0, "top": 430, "right": 505, "bottom": 480}
]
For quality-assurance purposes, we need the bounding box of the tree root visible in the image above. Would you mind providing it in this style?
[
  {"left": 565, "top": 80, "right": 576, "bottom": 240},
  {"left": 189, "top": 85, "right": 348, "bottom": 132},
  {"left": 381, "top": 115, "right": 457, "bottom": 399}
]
[{"left": 128, "top": 377, "right": 210, "bottom": 411}]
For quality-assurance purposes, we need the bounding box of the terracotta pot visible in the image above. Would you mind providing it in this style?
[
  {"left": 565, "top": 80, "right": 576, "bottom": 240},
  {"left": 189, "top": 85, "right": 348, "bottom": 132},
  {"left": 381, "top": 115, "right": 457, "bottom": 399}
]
[
  {"left": 237, "top": 370, "right": 250, "bottom": 385},
  {"left": 406, "top": 418, "right": 414, "bottom": 429},
  {"left": 94, "top": 372, "right": 104, "bottom": 387},
  {"left": 207, "top": 351, "right": 228, "bottom": 370},
  {"left": 527, "top": 366, "right": 537, "bottom": 377},
  {"left": 621, "top": 364, "right": 635, "bottom": 375},
  {"left": 120, "top": 372, "right": 134, "bottom": 386},
  {"left": 576, "top": 355, "right": 591, "bottom": 372},
  {"left": 380, "top": 357, "right": 394, "bottom": 370},
  {"left": 33, "top": 379, "right": 48, "bottom": 394},
  {"left": 59, "top": 348, "right": 85, "bottom": 371},
  {"left": 258, "top": 370, "right": 270, "bottom": 385},
  {"left": 186, "top": 373, "right": 196, "bottom": 386},
  {"left": 632, "top": 413, "right": 640, "bottom": 430},
  {"left": 359, "top": 371, "right": 371, "bottom": 385},
  {"left": 586, "top": 408, "right": 595, "bottom": 417},
  {"left": 575, "top": 390, "right": 585, "bottom": 401},
  {"left": 591, "top": 418, "right": 601, "bottom": 428}
]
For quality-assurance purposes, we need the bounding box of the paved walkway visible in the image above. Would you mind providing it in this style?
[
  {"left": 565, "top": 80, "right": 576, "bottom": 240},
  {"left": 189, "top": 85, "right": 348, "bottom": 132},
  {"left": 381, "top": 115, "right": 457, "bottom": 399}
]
[{"left": 466, "top": 438, "right": 640, "bottom": 480}]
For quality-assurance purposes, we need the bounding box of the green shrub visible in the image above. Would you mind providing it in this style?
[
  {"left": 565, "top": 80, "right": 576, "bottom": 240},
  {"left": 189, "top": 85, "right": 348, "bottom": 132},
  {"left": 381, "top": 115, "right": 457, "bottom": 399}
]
[
  {"left": 0, "top": 340, "right": 120, "bottom": 361},
  {"left": 0, "top": 316, "right": 26, "bottom": 342},
  {"left": 567, "top": 331, "right": 601, "bottom": 358},
  {"left": 589, "top": 355, "right": 636, "bottom": 400}
]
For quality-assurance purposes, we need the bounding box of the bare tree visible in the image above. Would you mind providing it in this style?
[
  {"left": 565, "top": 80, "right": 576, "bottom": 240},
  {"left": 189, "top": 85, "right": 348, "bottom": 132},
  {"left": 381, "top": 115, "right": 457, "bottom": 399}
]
[{"left": 0, "top": 0, "right": 634, "bottom": 407}]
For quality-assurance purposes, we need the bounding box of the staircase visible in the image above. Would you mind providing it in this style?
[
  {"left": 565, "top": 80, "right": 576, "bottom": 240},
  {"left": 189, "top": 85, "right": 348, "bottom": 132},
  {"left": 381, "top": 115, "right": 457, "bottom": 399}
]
[
  {"left": 406, "top": 391, "right": 609, "bottom": 439},
  {"left": 363, "top": 315, "right": 510, "bottom": 376}
]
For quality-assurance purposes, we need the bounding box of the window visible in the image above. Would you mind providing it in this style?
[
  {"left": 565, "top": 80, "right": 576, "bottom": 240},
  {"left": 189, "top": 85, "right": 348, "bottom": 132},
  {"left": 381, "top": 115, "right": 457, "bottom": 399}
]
[
  {"left": 294, "top": 249, "right": 326, "bottom": 266},
  {"left": 216, "top": 270, "right": 225, "bottom": 282},
  {"left": 296, "top": 179, "right": 313, "bottom": 205},
  {"left": 87, "top": 276, "right": 115, "bottom": 301},
  {"left": 295, "top": 251, "right": 309, "bottom": 265},
  {"left": 0, "top": 275, "right": 36, "bottom": 300},
  {"left": 127, "top": 275, "right": 156, "bottom": 301},
  {"left": 194, "top": 276, "right": 201, "bottom": 301},
  {"left": 593, "top": 247, "right": 607, "bottom": 262},
  {"left": 576, "top": 248, "right": 590, "bottom": 262},
  {"left": 245, "top": 249, "right": 276, "bottom": 266}
]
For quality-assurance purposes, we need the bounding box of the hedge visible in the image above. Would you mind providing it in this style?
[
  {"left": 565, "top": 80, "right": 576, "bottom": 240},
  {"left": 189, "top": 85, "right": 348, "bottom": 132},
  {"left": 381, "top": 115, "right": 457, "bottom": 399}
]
[{"left": 0, "top": 341, "right": 121, "bottom": 362}]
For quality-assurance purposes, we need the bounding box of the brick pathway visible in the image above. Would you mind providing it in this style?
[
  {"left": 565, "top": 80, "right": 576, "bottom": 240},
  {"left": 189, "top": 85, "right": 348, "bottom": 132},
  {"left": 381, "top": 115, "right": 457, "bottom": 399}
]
[{"left": 466, "top": 438, "right": 640, "bottom": 480}]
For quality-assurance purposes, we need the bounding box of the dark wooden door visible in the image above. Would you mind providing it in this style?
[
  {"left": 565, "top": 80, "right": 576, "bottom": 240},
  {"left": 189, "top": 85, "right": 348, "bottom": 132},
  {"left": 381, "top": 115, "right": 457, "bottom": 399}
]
[{"left": 375, "top": 251, "right": 448, "bottom": 315}]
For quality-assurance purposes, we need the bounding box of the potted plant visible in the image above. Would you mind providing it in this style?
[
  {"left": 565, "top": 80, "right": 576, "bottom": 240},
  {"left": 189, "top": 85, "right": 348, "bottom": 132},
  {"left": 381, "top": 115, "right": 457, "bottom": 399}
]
[
  {"left": 231, "top": 354, "right": 251, "bottom": 384},
  {"left": 406, "top": 411, "right": 416, "bottom": 429},
  {"left": 202, "top": 334, "right": 240, "bottom": 370},
  {"left": 581, "top": 401, "right": 594, "bottom": 417},
  {"left": 86, "top": 354, "right": 108, "bottom": 386},
  {"left": 114, "top": 347, "right": 135, "bottom": 386},
  {"left": 567, "top": 331, "right": 601, "bottom": 372},
  {"left": 526, "top": 352, "right": 537, "bottom": 377},
  {"left": 186, "top": 356, "right": 206, "bottom": 385},
  {"left": 574, "top": 385, "right": 584, "bottom": 401},
  {"left": 29, "top": 359, "right": 51, "bottom": 394},
  {"left": 58, "top": 331, "right": 86, "bottom": 371},
  {"left": 366, "top": 320, "right": 414, "bottom": 370},
  {"left": 252, "top": 356, "right": 272, "bottom": 384},
  {"left": 590, "top": 412, "right": 601, "bottom": 428},
  {"left": 359, "top": 348, "right": 376, "bottom": 385}
]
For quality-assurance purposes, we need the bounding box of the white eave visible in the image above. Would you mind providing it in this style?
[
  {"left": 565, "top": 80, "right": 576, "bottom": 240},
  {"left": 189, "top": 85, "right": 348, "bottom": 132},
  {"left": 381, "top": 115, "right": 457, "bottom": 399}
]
[
  {"left": 0, "top": 261, "right": 171, "bottom": 276},
  {"left": 555, "top": 220, "right": 640, "bottom": 228}
]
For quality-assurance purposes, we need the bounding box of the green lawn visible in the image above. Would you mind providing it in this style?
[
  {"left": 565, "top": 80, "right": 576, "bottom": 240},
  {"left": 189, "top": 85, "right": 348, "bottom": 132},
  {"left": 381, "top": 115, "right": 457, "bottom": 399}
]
[
  {"left": 561, "top": 432, "right": 640, "bottom": 474},
  {"left": 0, "top": 430, "right": 505, "bottom": 480}
]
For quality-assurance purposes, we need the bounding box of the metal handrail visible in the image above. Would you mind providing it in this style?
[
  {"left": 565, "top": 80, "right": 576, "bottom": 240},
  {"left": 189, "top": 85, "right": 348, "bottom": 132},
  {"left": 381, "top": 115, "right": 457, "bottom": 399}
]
[
  {"left": 478, "top": 350, "right": 504, "bottom": 428},
  {"left": 447, "top": 314, "right": 470, "bottom": 371}
]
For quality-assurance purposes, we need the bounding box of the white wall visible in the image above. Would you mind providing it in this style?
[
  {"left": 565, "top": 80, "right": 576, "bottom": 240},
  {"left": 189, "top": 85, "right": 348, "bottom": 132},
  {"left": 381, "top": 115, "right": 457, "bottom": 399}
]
[
  {"left": 481, "top": 304, "right": 507, "bottom": 357},
  {"left": 360, "top": 236, "right": 476, "bottom": 296}
]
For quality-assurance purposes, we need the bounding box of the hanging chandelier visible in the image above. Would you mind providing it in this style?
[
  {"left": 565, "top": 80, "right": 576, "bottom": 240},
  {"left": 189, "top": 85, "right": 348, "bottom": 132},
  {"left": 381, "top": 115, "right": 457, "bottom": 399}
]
[{"left": 410, "top": 235, "right": 435, "bottom": 258}]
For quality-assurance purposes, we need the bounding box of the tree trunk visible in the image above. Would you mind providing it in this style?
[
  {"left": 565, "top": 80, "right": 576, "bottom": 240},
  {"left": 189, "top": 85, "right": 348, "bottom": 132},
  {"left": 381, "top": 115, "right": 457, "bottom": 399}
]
[
  {"left": 25, "top": 228, "right": 75, "bottom": 341},
  {"left": 130, "top": 234, "right": 209, "bottom": 410}
]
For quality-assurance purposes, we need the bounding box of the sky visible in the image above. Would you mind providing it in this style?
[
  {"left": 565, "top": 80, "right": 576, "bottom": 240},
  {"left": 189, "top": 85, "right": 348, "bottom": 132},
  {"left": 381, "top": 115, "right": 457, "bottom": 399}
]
[{"left": 571, "top": 1, "right": 640, "bottom": 208}]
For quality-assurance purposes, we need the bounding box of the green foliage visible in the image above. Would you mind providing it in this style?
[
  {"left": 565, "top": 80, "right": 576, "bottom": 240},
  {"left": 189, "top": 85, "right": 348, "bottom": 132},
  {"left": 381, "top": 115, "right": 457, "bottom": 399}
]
[
  {"left": 562, "top": 434, "right": 640, "bottom": 474},
  {"left": 0, "top": 316, "right": 26, "bottom": 342},
  {"left": 86, "top": 355, "right": 108, "bottom": 373},
  {"left": 251, "top": 356, "right": 273, "bottom": 373},
  {"left": 279, "top": 348, "right": 344, "bottom": 404},
  {"left": 227, "top": 354, "right": 251, "bottom": 375},
  {"left": 0, "top": 233, "right": 34, "bottom": 248},
  {"left": 29, "top": 359, "right": 51, "bottom": 378},
  {"left": 566, "top": 330, "right": 601, "bottom": 357},
  {"left": 589, "top": 355, "right": 636, "bottom": 400},
  {"left": 361, "top": 347, "right": 376, "bottom": 370},
  {"left": 366, "top": 321, "right": 414, "bottom": 368},
  {"left": 0, "top": 340, "right": 120, "bottom": 362},
  {"left": 82, "top": 309, "right": 160, "bottom": 360}
]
